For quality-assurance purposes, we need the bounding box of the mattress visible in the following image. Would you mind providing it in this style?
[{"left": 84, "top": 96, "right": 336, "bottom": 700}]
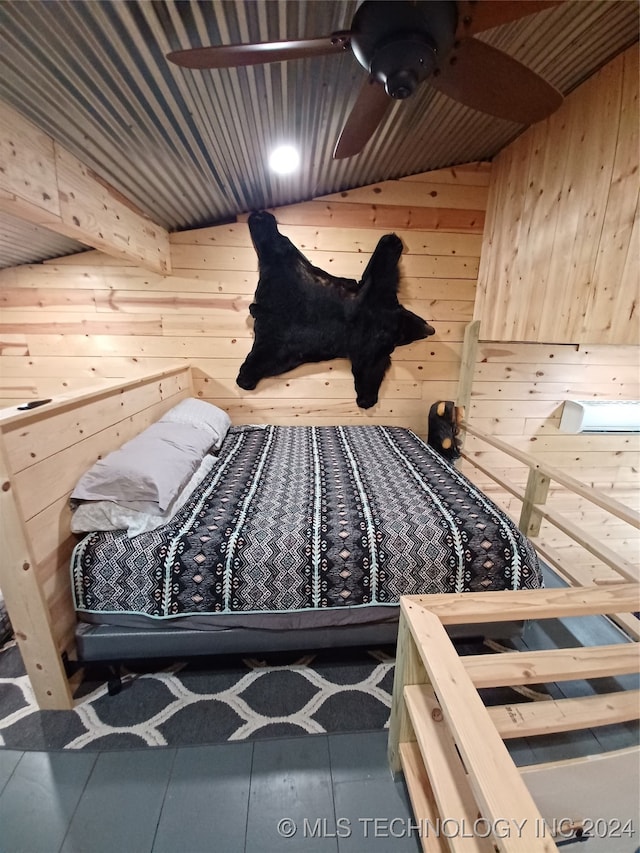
[
  {"left": 71, "top": 425, "right": 542, "bottom": 632},
  {"left": 0, "top": 589, "right": 11, "bottom": 645}
]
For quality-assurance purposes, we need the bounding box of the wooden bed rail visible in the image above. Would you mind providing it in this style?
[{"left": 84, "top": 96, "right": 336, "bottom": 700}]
[
  {"left": 460, "top": 423, "right": 639, "bottom": 588},
  {"left": 0, "top": 363, "right": 194, "bottom": 709}
]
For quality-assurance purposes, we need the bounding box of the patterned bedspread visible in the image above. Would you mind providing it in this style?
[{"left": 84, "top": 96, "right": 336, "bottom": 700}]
[{"left": 71, "top": 425, "right": 542, "bottom": 622}]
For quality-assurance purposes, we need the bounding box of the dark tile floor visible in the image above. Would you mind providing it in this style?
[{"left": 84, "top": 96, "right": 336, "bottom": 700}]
[
  {"left": 0, "top": 730, "right": 421, "bottom": 853},
  {"left": 1, "top": 570, "right": 638, "bottom": 853}
]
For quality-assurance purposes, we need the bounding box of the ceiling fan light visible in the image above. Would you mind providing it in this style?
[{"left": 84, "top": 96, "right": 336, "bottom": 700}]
[
  {"left": 369, "top": 34, "right": 437, "bottom": 98},
  {"left": 384, "top": 68, "right": 418, "bottom": 100},
  {"left": 269, "top": 145, "right": 300, "bottom": 174}
]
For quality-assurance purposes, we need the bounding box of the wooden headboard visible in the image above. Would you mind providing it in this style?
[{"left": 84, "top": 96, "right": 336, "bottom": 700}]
[{"left": 0, "top": 364, "right": 193, "bottom": 709}]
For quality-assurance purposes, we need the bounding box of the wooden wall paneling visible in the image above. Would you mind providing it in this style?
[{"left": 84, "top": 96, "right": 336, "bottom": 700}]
[
  {"left": 475, "top": 48, "right": 639, "bottom": 345},
  {"left": 0, "top": 102, "right": 61, "bottom": 225},
  {"left": 0, "top": 266, "right": 105, "bottom": 290},
  {"left": 549, "top": 59, "right": 622, "bottom": 344},
  {"left": 501, "top": 120, "right": 547, "bottom": 341},
  {"left": 22, "top": 335, "right": 255, "bottom": 365},
  {"left": 461, "top": 338, "right": 639, "bottom": 586},
  {"left": 572, "top": 60, "right": 628, "bottom": 338},
  {"left": 473, "top": 360, "right": 640, "bottom": 384},
  {"left": 172, "top": 221, "right": 484, "bottom": 257},
  {"left": 249, "top": 199, "right": 487, "bottom": 233},
  {"left": 316, "top": 177, "right": 490, "bottom": 211},
  {"left": 403, "top": 278, "right": 477, "bottom": 301},
  {"left": 0, "top": 377, "right": 115, "bottom": 407},
  {"left": 615, "top": 211, "right": 640, "bottom": 345},
  {"left": 0, "top": 164, "right": 488, "bottom": 424},
  {"left": 0, "top": 264, "right": 258, "bottom": 295},
  {"left": 465, "top": 341, "right": 639, "bottom": 480},
  {"left": 2, "top": 369, "right": 190, "bottom": 472},
  {"left": 477, "top": 342, "right": 639, "bottom": 366},
  {"left": 0, "top": 287, "right": 98, "bottom": 311},
  {"left": 587, "top": 49, "right": 639, "bottom": 342},
  {"left": 480, "top": 135, "right": 533, "bottom": 341},
  {"left": 492, "top": 138, "right": 530, "bottom": 340},
  {"left": 471, "top": 156, "right": 500, "bottom": 331},
  {"left": 508, "top": 117, "right": 568, "bottom": 342},
  {"left": 461, "top": 445, "right": 639, "bottom": 474},
  {"left": 21, "top": 334, "right": 464, "bottom": 361},
  {"left": 398, "top": 161, "right": 491, "bottom": 186},
  {"left": 92, "top": 291, "right": 253, "bottom": 317},
  {"left": 495, "top": 127, "right": 540, "bottom": 340},
  {"left": 471, "top": 379, "right": 639, "bottom": 401},
  {"left": 0, "top": 335, "right": 29, "bottom": 356},
  {"left": 464, "top": 49, "right": 639, "bottom": 580},
  {"left": 0, "top": 101, "right": 171, "bottom": 273},
  {"left": 169, "top": 242, "right": 479, "bottom": 281},
  {"left": 0, "top": 311, "right": 163, "bottom": 336},
  {"left": 53, "top": 146, "right": 172, "bottom": 274},
  {"left": 43, "top": 249, "right": 126, "bottom": 266}
]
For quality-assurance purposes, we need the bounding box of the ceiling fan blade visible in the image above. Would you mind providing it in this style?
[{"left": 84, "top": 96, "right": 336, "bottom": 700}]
[
  {"left": 167, "top": 34, "right": 350, "bottom": 70},
  {"left": 455, "top": 1, "right": 564, "bottom": 38},
  {"left": 431, "top": 37, "right": 563, "bottom": 124},
  {"left": 333, "top": 78, "right": 392, "bottom": 159}
]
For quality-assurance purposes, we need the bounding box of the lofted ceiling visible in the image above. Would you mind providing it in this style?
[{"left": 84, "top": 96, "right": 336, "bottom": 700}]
[{"left": 0, "top": 0, "right": 638, "bottom": 270}]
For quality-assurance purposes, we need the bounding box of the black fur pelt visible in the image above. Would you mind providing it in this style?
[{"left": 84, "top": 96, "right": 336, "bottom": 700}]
[
  {"left": 236, "top": 211, "right": 435, "bottom": 409},
  {"left": 427, "top": 401, "right": 464, "bottom": 461}
]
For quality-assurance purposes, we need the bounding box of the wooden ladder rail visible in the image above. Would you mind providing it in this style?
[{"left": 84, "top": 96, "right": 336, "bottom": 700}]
[{"left": 388, "top": 583, "right": 640, "bottom": 853}]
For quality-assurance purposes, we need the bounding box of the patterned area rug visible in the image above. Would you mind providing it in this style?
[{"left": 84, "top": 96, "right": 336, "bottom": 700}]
[
  {"left": 0, "top": 640, "right": 397, "bottom": 751},
  {"left": 0, "top": 637, "right": 549, "bottom": 751}
]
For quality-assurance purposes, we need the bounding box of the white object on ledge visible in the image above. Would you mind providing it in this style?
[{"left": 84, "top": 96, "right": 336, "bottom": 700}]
[{"left": 559, "top": 400, "right": 640, "bottom": 433}]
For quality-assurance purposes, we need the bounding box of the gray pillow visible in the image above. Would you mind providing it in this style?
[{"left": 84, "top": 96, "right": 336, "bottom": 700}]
[
  {"left": 71, "top": 421, "right": 214, "bottom": 510},
  {"left": 71, "top": 454, "right": 217, "bottom": 537},
  {"left": 159, "top": 398, "right": 231, "bottom": 449}
]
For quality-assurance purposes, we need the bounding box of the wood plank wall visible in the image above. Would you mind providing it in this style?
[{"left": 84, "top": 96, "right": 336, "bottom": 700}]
[
  {"left": 460, "top": 49, "right": 639, "bottom": 577},
  {"left": 0, "top": 163, "right": 489, "bottom": 437},
  {"left": 474, "top": 46, "right": 638, "bottom": 346}
]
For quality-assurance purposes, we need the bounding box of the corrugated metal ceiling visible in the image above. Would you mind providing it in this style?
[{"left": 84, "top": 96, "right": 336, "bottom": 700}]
[{"left": 0, "top": 0, "right": 638, "bottom": 269}]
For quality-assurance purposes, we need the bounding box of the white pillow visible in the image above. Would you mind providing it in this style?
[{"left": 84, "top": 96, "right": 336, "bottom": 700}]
[
  {"left": 71, "top": 454, "right": 217, "bottom": 537},
  {"left": 71, "top": 421, "right": 214, "bottom": 511},
  {"left": 159, "top": 399, "right": 231, "bottom": 449}
]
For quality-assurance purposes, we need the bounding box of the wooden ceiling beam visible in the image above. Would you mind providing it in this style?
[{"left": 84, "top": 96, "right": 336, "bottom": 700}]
[{"left": 0, "top": 100, "right": 171, "bottom": 274}]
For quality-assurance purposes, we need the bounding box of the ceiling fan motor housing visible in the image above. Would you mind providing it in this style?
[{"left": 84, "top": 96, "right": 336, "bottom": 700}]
[{"left": 350, "top": 0, "right": 457, "bottom": 99}]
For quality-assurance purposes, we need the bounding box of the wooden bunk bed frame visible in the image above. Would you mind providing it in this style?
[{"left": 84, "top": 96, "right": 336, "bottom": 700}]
[{"left": 0, "top": 359, "right": 637, "bottom": 711}]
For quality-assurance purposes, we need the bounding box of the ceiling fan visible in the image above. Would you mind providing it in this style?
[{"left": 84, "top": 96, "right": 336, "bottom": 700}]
[{"left": 167, "top": 0, "right": 564, "bottom": 160}]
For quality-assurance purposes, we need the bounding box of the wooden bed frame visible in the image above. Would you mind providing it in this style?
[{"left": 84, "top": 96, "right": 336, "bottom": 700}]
[
  {"left": 0, "top": 359, "right": 637, "bottom": 711},
  {"left": 0, "top": 361, "right": 488, "bottom": 709}
]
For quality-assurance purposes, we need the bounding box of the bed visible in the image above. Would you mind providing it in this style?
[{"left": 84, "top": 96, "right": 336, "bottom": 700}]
[
  {"left": 0, "top": 364, "right": 541, "bottom": 710},
  {"left": 70, "top": 420, "right": 542, "bottom": 663}
]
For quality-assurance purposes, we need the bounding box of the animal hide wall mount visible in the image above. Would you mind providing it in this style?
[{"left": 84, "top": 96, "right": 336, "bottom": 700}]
[{"left": 237, "top": 211, "right": 435, "bottom": 409}]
